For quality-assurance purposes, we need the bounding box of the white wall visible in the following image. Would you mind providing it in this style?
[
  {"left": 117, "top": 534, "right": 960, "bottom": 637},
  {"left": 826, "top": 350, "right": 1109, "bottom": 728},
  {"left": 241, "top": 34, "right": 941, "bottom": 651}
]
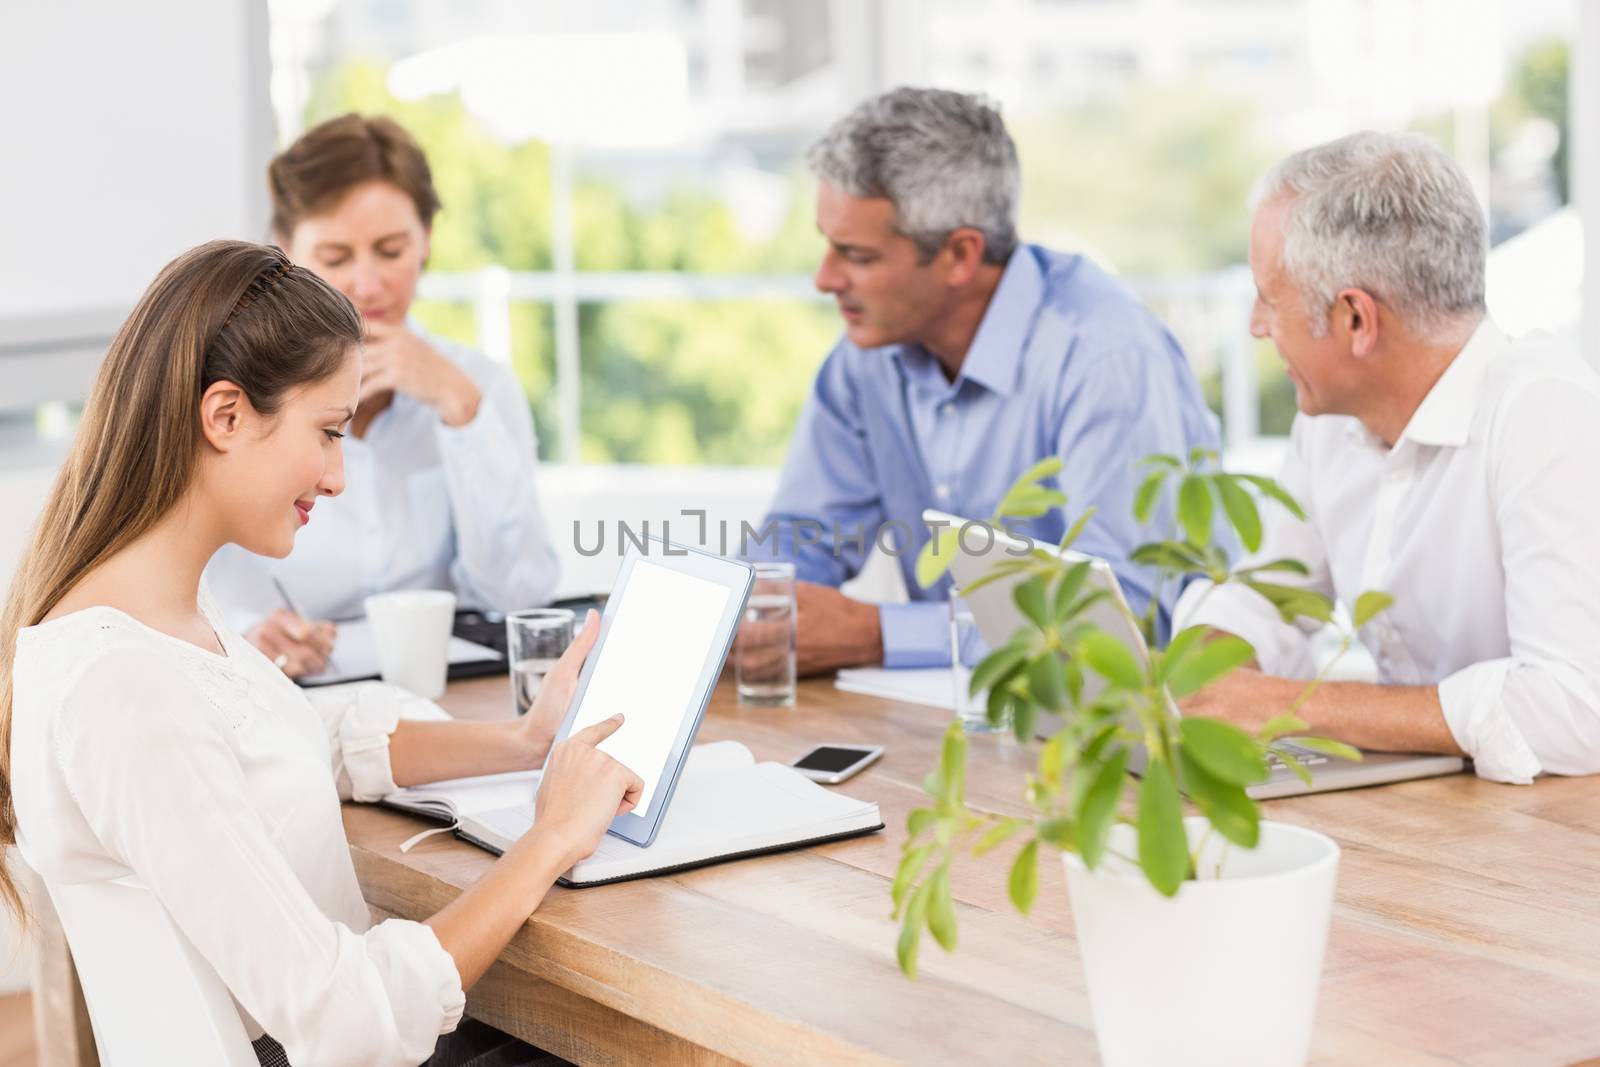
[{"left": 0, "top": 0, "right": 272, "bottom": 406}]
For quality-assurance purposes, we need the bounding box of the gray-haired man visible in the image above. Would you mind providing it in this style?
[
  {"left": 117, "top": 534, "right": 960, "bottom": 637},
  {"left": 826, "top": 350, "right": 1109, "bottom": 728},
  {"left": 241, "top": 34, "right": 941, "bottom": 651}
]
[
  {"left": 750, "top": 87, "right": 1220, "bottom": 676},
  {"left": 1178, "top": 131, "right": 1600, "bottom": 784}
]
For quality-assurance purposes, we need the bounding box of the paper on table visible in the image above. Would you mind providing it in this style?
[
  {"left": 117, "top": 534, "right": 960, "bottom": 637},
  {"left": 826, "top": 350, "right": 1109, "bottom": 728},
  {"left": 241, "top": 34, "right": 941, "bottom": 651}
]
[
  {"left": 833, "top": 667, "right": 956, "bottom": 710},
  {"left": 298, "top": 616, "right": 500, "bottom": 687}
]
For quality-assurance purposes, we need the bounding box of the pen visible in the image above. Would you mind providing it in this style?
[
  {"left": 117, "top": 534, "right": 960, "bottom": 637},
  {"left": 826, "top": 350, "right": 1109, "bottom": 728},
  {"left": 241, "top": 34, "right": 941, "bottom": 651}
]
[{"left": 269, "top": 573, "right": 338, "bottom": 676}]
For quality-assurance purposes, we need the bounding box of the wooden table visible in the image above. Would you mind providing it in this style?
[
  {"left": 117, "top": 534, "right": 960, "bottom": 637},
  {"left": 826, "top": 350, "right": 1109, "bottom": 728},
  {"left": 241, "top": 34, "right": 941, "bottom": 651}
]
[{"left": 343, "top": 676, "right": 1600, "bottom": 1066}]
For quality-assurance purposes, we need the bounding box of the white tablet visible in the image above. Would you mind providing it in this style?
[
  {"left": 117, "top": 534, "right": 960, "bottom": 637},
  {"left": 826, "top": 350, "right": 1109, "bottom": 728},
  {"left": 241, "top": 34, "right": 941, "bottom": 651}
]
[{"left": 552, "top": 538, "right": 754, "bottom": 847}]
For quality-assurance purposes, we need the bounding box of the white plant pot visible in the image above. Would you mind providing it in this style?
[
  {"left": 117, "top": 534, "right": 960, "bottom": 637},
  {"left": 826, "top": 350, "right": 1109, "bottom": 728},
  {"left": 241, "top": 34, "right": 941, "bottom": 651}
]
[{"left": 1062, "top": 817, "right": 1339, "bottom": 1067}]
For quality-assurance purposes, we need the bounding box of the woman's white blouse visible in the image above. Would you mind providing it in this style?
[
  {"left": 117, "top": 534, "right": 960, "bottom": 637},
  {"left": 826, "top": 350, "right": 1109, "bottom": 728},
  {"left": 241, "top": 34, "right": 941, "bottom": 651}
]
[
  {"left": 10, "top": 591, "right": 465, "bottom": 1066},
  {"left": 205, "top": 326, "right": 559, "bottom": 631}
]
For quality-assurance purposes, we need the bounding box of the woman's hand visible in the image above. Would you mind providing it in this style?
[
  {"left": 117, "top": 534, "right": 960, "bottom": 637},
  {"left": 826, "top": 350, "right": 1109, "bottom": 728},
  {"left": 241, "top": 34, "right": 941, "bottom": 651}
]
[
  {"left": 361, "top": 320, "right": 482, "bottom": 426},
  {"left": 519, "top": 610, "right": 600, "bottom": 767},
  {"left": 533, "top": 715, "right": 643, "bottom": 867},
  {"left": 247, "top": 609, "right": 336, "bottom": 678}
]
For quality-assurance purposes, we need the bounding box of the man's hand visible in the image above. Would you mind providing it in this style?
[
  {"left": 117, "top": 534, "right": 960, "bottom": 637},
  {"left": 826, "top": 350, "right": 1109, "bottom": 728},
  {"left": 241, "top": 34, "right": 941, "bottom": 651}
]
[
  {"left": 733, "top": 580, "right": 884, "bottom": 678},
  {"left": 1179, "top": 669, "right": 1297, "bottom": 734},
  {"left": 1181, "top": 668, "right": 1463, "bottom": 756},
  {"left": 361, "top": 320, "right": 482, "bottom": 427}
]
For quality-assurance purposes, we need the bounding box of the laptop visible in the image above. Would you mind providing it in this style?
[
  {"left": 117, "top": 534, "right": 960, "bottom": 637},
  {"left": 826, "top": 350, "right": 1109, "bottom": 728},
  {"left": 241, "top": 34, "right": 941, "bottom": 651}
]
[{"left": 924, "top": 509, "right": 1466, "bottom": 799}]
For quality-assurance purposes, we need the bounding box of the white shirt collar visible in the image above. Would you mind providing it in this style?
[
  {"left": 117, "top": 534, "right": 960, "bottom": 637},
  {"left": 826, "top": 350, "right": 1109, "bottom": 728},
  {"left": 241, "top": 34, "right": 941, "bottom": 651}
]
[{"left": 1394, "top": 317, "right": 1508, "bottom": 449}]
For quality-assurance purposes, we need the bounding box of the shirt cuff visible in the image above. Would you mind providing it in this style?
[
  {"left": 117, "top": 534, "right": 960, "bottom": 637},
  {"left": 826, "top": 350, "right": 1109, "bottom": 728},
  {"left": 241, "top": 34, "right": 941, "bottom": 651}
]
[
  {"left": 365, "top": 918, "right": 467, "bottom": 1044},
  {"left": 338, "top": 684, "right": 403, "bottom": 801},
  {"left": 1437, "top": 659, "right": 1542, "bottom": 785},
  {"left": 880, "top": 602, "right": 950, "bottom": 668}
]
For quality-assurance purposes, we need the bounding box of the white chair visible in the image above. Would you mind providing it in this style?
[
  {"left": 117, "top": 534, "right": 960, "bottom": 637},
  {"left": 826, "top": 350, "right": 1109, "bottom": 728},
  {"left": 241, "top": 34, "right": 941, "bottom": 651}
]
[{"left": 43, "top": 875, "right": 258, "bottom": 1066}]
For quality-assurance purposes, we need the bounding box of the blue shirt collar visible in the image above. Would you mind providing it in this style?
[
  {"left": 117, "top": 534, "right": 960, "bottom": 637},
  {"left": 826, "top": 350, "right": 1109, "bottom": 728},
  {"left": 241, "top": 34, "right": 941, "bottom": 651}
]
[
  {"left": 892, "top": 245, "right": 1043, "bottom": 399},
  {"left": 958, "top": 244, "right": 1043, "bottom": 398}
]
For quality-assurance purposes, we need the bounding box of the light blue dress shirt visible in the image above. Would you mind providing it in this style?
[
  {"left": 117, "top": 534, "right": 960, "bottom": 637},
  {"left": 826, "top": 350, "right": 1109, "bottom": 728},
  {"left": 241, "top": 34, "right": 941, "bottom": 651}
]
[{"left": 755, "top": 243, "right": 1221, "bottom": 666}]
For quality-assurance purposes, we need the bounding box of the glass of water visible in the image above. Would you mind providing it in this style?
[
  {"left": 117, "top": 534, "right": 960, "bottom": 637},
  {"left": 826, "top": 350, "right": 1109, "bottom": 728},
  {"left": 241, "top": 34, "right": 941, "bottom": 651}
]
[
  {"left": 951, "top": 594, "right": 1004, "bottom": 732},
  {"left": 736, "top": 562, "right": 797, "bottom": 707},
  {"left": 506, "top": 608, "right": 576, "bottom": 717}
]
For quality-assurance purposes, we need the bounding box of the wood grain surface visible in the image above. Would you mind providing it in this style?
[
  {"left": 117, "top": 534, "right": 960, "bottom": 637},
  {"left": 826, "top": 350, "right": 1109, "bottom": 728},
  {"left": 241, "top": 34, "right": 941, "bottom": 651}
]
[{"left": 344, "top": 676, "right": 1600, "bottom": 1066}]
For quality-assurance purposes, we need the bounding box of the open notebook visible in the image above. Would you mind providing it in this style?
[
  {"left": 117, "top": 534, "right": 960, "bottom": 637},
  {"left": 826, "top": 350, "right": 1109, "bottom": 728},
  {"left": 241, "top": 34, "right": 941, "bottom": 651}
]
[{"left": 382, "top": 741, "right": 884, "bottom": 888}]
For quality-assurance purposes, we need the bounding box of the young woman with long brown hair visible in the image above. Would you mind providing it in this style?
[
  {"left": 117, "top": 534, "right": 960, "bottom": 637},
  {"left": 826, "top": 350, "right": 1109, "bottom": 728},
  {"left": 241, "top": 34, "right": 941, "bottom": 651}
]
[{"left": 0, "top": 240, "right": 640, "bottom": 1066}]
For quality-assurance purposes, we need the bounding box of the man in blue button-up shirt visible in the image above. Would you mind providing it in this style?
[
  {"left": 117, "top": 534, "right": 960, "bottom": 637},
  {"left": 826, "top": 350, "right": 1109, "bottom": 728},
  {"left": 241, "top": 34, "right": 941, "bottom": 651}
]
[{"left": 754, "top": 88, "right": 1220, "bottom": 674}]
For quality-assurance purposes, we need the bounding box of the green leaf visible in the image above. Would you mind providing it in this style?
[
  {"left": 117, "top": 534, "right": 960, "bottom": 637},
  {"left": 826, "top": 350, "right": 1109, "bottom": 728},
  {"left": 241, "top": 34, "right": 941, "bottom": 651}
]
[
  {"left": 1051, "top": 560, "right": 1093, "bottom": 623},
  {"left": 1352, "top": 590, "right": 1395, "bottom": 629},
  {"left": 927, "top": 864, "right": 958, "bottom": 952},
  {"left": 1136, "top": 759, "right": 1189, "bottom": 897},
  {"left": 1164, "top": 635, "right": 1256, "bottom": 699},
  {"left": 1285, "top": 736, "right": 1364, "bottom": 762},
  {"left": 996, "top": 487, "right": 1067, "bottom": 519},
  {"left": 1038, "top": 731, "right": 1068, "bottom": 787},
  {"left": 1129, "top": 540, "right": 1210, "bottom": 573},
  {"left": 986, "top": 683, "right": 1012, "bottom": 729},
  {"left": 1178, "top": 749, "right": 1260, "bottom": 849},
  {"left": 1006, "top": 455, "right": 1065, "bottom": 496},
  {"left": 915, "top": 526, "right": 960, "bottom": 589},
  {"left": 1013, "top": 575, "right": 1051, "bottom": 631},
  {"left": 1240, "top": 580, "right": 1335, "bottom": 625},
  {"left": 1037, "top": 816, "right": 1076, "bottom": 848},
  {"left": 892, "top": 842, "right": 934, "bottom": 915},
  {"left": 973, "top": 818, "right": 1026, "bottom": 856},
  {"left": 1132, "top": 470, "right": 1167, "bottom": 525},
  {"left": 1079, "top": 632, "right": 1145, "bottom": 690},
  {"left": 1010, "top": 695, "right": 1038, "bottom": 743},
  {"left": 1177, "top": 475, "right": 1214, "bottom": 547},
  {"left": 1271, "top": 745, "right": 1314, "bottom": 786},
  {"left": 1156, "top": 624, "right": 1209, "bottom": 685},
  {"left": 1141, "top": 453, "right": 1182, "bottom": 470},
  {"left": 968, "top": 641, "right": 1031, "bottom": 699},
  {"left": 897, "top": 876, "right": 934, "bottom": 977},
  {"left": 1257, "top": 713, "right": 1308, "bottom": 742},
  {"left": 1188, "top": 445, "right": 1219, "bottom": 467},
  {"left": 906, "top": 808, "right": 936, "bottom": 840},
  {"left": 1179, "top": 716, "right": 1269, "bottom": 786},
  {"left": 1058, "top": 507, "right": 1097, "bottom": 552},
  {"left": 954, "top": 557, "right": 1034, "bottom": 597},
  {"left": 1213, "top": 475, "right": 1263, "bottom": 554},
  {"left": 1008, "top": 838, "right": 1040, "bottom": 914},
  {"left": 1239, "top": 474, "right": 1307, "bottom": 521},
  {"left": 1028, "top": 654, "right": 1067, "bottom": 711},
  {"left": 1076, "top": 747, "right": 1129, "bottom": 868},
  {"left": 938, "top": 725, "right": 968, "bottom": 806},
  {"left": 1237, "top": 558, "right": 1311, "bottom": 578}
]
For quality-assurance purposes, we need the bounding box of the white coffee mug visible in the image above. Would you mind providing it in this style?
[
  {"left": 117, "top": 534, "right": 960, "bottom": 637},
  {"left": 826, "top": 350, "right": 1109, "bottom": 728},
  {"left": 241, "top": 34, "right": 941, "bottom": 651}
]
[{"left": 364, "top": 590, "right": 457, "bottom": 699}]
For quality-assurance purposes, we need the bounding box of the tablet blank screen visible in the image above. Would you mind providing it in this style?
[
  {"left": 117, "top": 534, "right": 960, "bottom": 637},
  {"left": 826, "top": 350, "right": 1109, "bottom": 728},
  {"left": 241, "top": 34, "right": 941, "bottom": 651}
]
[{"left": 564, "top": 558, "right": 734, "bottom": 817}]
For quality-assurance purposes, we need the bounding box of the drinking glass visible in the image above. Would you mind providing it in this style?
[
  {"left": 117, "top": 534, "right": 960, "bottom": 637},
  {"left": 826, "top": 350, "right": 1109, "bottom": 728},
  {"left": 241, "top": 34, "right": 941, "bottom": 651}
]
[
  {"left": 950, "top": 594, "right": 1005, "bottom": 732},
  {"left": 736, "top": 562, "right": 797, "bottom": 707},
  {"left": 506, "top": 609, "right": 576, "bottom": 716}
]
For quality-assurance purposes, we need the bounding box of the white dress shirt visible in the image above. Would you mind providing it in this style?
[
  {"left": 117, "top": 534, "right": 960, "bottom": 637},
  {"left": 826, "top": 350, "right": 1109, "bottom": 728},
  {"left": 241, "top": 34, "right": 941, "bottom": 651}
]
[
  {"left": 206, "top": 326, "right": 559, "bottom": 631},
  {"left": 1175, "top": 320, "right": 1600, "bottom": 784},
  {"left": 10, "top": 586, "right": 464, "bottom": 1066}
]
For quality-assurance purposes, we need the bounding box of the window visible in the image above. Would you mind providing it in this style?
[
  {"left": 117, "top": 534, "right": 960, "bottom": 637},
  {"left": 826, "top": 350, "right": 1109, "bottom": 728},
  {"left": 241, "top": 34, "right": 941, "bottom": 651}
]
[{"left": 270, "top": 0, "right": 1577, "bottom": 467}]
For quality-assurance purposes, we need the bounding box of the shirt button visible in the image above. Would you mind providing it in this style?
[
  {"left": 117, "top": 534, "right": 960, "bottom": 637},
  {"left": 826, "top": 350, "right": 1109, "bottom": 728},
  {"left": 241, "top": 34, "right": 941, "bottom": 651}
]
[
  {"left": 939, "top": 402, "right": 954, "bottom": 417},
  {"left": 936, "top": 484, "right": 951, "bottom": 499}
]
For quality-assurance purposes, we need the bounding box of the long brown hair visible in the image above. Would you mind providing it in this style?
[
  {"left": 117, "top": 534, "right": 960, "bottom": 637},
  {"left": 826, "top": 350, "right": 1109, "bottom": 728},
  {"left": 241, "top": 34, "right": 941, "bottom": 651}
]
[
  {"left": 0, "top": 240, "right": 362, "bottom": 920},
  {"left": 268, "top": 113, "right": 442, "bottom": 237}
]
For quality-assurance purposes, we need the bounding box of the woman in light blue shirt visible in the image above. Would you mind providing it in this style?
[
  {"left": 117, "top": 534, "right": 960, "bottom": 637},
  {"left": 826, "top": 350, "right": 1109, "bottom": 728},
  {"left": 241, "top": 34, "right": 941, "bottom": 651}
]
[{"left": 209, "top": 114, "right": 558, "bottom": 677}]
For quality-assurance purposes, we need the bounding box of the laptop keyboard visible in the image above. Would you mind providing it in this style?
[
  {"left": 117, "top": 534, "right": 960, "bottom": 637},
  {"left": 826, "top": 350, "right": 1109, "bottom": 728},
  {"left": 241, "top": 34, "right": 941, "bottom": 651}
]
[{"left": 1267, "top": 742, "right": 1331, "bottom": 770}]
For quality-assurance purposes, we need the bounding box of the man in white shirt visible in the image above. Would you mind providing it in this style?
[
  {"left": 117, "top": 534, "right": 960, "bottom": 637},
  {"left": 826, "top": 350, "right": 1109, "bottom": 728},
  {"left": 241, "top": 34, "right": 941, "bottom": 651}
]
[{"left": 1176, "top": 131, "right": 1600, "bottom": 784}]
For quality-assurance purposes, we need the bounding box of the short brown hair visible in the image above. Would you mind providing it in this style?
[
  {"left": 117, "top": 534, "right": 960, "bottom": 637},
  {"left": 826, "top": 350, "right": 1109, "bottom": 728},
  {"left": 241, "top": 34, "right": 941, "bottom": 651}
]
[{"left": 268, "top": 113, "right": 443, "bottom": 237}]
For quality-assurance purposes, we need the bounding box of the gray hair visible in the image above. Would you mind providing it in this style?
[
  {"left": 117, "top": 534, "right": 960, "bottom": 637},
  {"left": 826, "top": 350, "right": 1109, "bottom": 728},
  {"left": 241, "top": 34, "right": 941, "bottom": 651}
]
[
  {"left": 1252, "top": 131, "right": 1486, "bottom": 341},
  {"left": 808, "top": 87, "right": 1019, "bottom": 265}
]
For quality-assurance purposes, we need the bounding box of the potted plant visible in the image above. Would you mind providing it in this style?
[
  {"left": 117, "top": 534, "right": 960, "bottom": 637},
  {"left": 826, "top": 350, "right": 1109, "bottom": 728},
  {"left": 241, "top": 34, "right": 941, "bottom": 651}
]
[{"left": 896, "top": 451, "right": 1390, "bottom": 1067}]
